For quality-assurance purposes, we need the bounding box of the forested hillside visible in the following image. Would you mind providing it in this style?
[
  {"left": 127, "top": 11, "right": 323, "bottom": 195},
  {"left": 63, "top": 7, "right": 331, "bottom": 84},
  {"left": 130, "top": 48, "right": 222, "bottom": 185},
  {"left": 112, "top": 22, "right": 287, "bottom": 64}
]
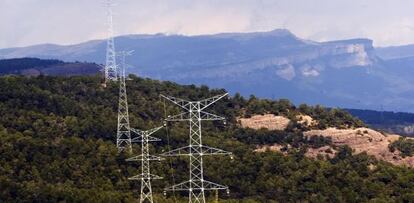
[
  {"left": 0, "top": 58, "right": 100, "bottom": 76},
  {"left": 347, "top": 108, "right": 414, "bottom": 136},
  {"left": 1, "top": 75, "right": 414, "bottom": 202}
]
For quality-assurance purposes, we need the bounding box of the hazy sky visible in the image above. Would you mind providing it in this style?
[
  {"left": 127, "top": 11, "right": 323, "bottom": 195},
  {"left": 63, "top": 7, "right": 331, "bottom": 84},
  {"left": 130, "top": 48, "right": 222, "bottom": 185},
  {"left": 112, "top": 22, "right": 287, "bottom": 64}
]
[{"left": 2, "top": 0, "right": 414, "bottom": 48}]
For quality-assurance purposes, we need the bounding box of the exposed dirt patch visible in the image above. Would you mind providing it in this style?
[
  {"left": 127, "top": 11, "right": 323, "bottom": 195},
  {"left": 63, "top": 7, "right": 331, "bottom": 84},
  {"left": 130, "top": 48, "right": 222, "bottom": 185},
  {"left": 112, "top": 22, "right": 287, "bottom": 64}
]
[
  {"left": 304, "top": 128, "right": 414, "bottom": 167},
  {"left": 256, "top": 144, "right": 336, "bottom": 160},
  {"left": 306, "top": 146, "right": 337, "bottom": 159},
  {"left": 255, "top": 144, "right": 288, "bottom": 154},
  {"left": 238, "top": 114, "right": 290, "bottom": 131},
  {"left": 296, "top": 114, "right": 318, "bottom": 127},
  {"left": 248, "top": 114, "right": 414, "bottom": 167}
]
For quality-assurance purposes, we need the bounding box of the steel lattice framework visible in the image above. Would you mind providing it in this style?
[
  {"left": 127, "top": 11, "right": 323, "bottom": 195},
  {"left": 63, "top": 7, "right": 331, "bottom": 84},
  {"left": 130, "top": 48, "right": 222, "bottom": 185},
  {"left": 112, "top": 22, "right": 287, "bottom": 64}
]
[
  {"left": 116, "top": 51, "right": 133, "bottom": 152},
  {"left": 161, "top": 93, "right": 232, "bottom": 203},
  {"left": 104, "top": 0, "right": 118, "bottom": 83},
  {"left": 127, "top": 126, "right": 163, "bottom": 203}
]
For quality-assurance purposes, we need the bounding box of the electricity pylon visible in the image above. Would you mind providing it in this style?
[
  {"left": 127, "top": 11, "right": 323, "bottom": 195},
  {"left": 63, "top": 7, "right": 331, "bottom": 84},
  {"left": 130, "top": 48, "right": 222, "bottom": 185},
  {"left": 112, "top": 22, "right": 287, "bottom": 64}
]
[
  {"left": 127, "top": 126, "right": 164, "bottom": 203},
  {"left": 116, "top": 51, "right": 133, "bottom": 152},
  {"left": 161, "top": 93, "right": 232, "bottom": 203},
  {"left": 104, "top": 0, "right": 118, "bottom": 83}
]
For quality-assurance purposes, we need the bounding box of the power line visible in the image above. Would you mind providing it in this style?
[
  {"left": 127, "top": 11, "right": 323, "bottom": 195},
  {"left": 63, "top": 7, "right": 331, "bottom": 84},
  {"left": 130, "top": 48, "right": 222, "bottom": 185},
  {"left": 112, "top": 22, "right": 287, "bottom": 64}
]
[
  {"left": 161, "top": 93, "right": 232, "bottom": 203},
  {"left": 162, "top": 97, "right": 178, "bottom": 202}
]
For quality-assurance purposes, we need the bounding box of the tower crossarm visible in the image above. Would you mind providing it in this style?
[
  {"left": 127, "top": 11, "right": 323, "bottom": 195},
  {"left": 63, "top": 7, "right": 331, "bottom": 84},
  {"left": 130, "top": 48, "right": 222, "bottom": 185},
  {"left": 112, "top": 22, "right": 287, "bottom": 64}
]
[
  {"left": 130, "top": 126, "right": 163, "bottom": 142},
  {"left": 116, "top": 50, "right": 134, "bottom": 57},
  {"left": 201, "top": 180, "right": 228, "bottom": 191},
  {"left": 131, "top": 135, "right": 161, "bottom": 143},
  {"left": 166, "top": 111, "right": 225, "bottom": 122},
  {"left": 199, "top": 93, "right": 228, "bottom": 111},
  {"left": 104, "top": 0, "right": 116, "bottom": 8},
  {"left": 126, "top": 154, "right": 164, "bottom": 161},
  {"left": 160, "top": 94, "right": 191, "bottom": 111},
  {"left": 200, "top": 111, "right": 225, "bottom": 121},
  {"left": 129, "top": 173, "right": 163, "bottom": 180},
  {"left": 161, "top": 145, "right": 232, "bottom": 157},
  {"left": 166, "top": 112, "right": 190, "bottom": 121},
  {"left": 164, "top": 180, "right": 191, "bottom": 191},
  {"left": 144, "top": 126, "right": 164, "bottom": 136},
  {"left": 130, "top": 128, "right": 145, "bottom": 136},
  {"left": 164, "top": 180, "right": 228, "bottom": 192},
  {"left": 161, "top": 93, "right": 228, "bottom": 112}
]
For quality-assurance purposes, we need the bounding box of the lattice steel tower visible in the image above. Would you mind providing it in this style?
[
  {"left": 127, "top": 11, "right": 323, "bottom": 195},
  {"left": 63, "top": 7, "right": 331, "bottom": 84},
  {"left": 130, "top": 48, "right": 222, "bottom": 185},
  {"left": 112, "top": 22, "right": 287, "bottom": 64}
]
[
  {"left": 127, "top": 126, "right": 163, "bottom": 203},
  {"left": 116, "top": 51, "right": 133, "bottom": 152},
  {"left": 104, "top": 0, "right": 118, "bottom": 83},
  {"left": 161, "top": 93, "right": 232, "bottom": 203}
]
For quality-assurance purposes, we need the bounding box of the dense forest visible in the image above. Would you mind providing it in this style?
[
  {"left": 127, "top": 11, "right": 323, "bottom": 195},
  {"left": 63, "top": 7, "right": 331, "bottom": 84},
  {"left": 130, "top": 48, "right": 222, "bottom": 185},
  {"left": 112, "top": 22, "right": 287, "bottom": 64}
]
[
  {"left": 0, "top": 58, "right": 100, "bottom": 76},
  {"left": 1, "top": 75, "right": 414, "bottom": 202},
  {"left": 0, "top": 58, "right": 64, "bottom": 72}
]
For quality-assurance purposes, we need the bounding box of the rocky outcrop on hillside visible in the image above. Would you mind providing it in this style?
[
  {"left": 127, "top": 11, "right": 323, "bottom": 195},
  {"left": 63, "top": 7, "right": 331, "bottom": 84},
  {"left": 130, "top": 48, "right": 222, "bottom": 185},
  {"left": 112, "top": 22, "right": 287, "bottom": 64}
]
[
  {"left": 304, "top": 128, "right": 414, "bottom": 167},
  {"left": 256, "top": 126, "right": 414, "bottom": 167},
  {"left": 248, "top": 113, "right": 414, "bottom": 167},
  {"left": 238, "top": 114, "right": 291, "bottom": 131},
  {"left": 296, "top": 114, "right": 318, "bottom": 127}
]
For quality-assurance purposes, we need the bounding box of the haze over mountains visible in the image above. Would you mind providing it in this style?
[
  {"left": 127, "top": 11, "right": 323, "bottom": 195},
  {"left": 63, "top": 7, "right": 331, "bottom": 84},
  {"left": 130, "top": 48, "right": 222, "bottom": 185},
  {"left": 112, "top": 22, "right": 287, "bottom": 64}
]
[{"left": 1, "top": 29, "right": 414, "bottom": 112}]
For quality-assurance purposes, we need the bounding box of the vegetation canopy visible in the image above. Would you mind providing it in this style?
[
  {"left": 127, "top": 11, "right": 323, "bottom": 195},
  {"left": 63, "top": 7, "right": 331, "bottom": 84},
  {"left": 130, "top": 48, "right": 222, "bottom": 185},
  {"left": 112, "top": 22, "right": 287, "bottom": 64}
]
[{"left": 0, "top": 75, "right": 413, "bottom": 202}]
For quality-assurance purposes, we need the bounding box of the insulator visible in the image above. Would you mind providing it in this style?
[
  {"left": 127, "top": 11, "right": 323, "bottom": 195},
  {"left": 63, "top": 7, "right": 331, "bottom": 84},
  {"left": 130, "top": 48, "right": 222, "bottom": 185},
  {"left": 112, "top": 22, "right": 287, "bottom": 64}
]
[
  {"left": 163, "top": 191, "right": 167, "bottom": 196},
  {"left": 226, "top": 188, "right": 230, "bottom": 195}
]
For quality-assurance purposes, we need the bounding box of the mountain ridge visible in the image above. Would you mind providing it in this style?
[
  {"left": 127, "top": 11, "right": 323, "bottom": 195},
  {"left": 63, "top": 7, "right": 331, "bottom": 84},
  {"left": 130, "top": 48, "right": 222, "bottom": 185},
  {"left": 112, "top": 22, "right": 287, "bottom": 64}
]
[
  {"left": 1, "top": 29, "right": 413, "bottom": 112},
  {"left": 0, "top": 58, "right": 100, "bottom": 77}
]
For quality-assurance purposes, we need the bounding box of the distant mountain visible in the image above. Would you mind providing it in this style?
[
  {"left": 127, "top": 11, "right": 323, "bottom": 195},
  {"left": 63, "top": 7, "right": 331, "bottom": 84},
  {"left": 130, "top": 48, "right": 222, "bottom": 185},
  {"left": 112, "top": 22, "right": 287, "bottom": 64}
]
[
  {"left": 346, "top": 109, "right": 414, "bottom": 136},
  {"left": 376, "top": 44, "right": 414, "bottom": 60},
  {"left": 0, "top": 58, "right": 100, "bottom": 76},
  {"left": 1, "top": 29, "right": 413, "bottom": 112}
]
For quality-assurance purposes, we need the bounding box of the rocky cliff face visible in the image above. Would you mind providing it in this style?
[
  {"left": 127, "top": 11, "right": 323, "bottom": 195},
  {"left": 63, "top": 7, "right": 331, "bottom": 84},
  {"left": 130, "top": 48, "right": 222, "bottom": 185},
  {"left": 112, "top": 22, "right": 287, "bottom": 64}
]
[{"left": 1, "top": 29, "right": 412, "bottom": 111}]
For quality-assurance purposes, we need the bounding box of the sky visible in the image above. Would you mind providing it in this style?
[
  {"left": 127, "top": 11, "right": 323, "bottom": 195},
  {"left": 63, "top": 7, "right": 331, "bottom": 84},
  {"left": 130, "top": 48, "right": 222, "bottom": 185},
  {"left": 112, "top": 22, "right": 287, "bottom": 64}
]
[{"left": 2, "top": 0, "right": 414, "bottom": 48}]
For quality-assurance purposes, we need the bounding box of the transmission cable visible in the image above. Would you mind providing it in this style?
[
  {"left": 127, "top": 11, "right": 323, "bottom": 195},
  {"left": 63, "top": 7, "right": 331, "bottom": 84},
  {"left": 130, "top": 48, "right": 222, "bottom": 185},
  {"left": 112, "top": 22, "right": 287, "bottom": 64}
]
[{"left": 162, "top": 96, "right": 177, "bottom": 202}]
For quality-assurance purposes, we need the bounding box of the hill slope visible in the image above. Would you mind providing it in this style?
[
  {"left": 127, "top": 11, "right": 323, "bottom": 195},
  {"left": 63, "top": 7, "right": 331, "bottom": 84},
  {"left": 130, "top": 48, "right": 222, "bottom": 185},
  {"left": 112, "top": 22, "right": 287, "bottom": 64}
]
[
  {"left": 0, "top": 58, "right": 100, "bottom": 76},
  {"left": 1, "top": 75, "right": 414, "bottom": 202}
]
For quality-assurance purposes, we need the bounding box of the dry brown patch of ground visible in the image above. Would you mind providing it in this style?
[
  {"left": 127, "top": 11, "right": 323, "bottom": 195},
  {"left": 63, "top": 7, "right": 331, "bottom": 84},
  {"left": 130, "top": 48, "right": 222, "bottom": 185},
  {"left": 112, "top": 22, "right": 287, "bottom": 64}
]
[
  {"left": 247, "top": 114, "right": 414, "bottom": 166},
  {"left": 296, "top": 114, "right": 318, "bottom": 127},
  {"left": 304, "top": 127, "right": 414, "bottom": 167},
  {"left": 256, "top": 144, "right": 336, "bottom": 160},
  {"left": 306, "top": 146, "right": 337, "bottom": 159},
  {"left": 238, "top": 114, "right": 290, "bottom": 131},
  {"left": 255, "top": 144, "right": 288, "bottom": 154}
]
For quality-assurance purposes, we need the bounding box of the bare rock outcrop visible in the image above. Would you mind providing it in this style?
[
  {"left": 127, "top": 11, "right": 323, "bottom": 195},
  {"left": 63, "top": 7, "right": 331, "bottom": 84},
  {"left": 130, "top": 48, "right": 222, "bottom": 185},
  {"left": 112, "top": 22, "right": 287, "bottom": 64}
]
[
  {"left": 304, "top": 128, "right": 414, "bottom": 167},
  {"left": 246, "top": 114, "right": 414, "bottom": 167},
  {"left": 296, "top": 114, "right": 318, "bottom": 127},
  {"left": 238, "top": 114, "right": 290, "bottom": 131}
]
